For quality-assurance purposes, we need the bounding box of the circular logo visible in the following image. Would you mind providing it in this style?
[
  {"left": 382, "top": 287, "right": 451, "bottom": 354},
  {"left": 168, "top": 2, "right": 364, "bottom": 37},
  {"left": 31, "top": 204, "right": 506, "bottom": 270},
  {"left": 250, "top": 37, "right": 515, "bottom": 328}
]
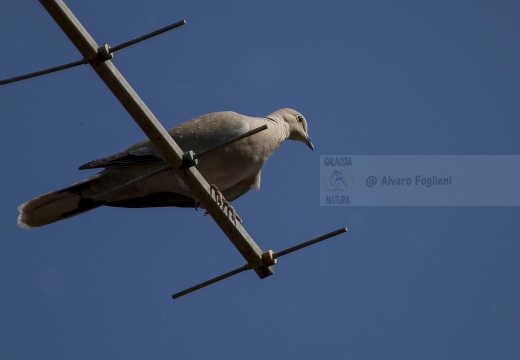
[{"left": 322, "top": 169, "right": 353, "bottom": 194}]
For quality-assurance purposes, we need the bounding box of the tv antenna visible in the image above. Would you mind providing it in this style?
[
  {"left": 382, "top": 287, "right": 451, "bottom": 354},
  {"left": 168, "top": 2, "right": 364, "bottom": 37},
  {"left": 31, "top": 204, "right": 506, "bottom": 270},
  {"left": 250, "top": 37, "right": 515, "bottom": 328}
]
[{"left": 2, "top": 0, "right": 348, "bottom": 299}]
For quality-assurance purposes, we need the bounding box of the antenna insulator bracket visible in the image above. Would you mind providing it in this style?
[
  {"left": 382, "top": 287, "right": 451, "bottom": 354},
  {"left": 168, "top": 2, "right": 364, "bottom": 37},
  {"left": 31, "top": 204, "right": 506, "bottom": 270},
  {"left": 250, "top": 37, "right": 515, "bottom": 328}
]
[
  {"left": 182, "top": 150, "right": 198, "bottom": 168},
  {"left": 262, "top": 250, "right": 277, "bottom": 266},
  {"left": 97, "top": 44, "right": 113, "bottom": 61}
]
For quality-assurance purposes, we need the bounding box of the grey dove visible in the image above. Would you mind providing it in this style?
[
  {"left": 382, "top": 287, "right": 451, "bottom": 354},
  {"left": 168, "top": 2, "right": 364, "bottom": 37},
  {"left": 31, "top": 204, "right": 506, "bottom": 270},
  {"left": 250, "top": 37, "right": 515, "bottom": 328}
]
[{"left": 18, "top": 108, "right": 313, "bottom": 228}]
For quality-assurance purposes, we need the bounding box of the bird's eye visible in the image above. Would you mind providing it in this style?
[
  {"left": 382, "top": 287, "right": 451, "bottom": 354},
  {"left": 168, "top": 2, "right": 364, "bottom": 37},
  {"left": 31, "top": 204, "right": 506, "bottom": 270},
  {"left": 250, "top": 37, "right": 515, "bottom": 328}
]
[{"left": 297, "top": 115, "right": 304, "bottom": 123}]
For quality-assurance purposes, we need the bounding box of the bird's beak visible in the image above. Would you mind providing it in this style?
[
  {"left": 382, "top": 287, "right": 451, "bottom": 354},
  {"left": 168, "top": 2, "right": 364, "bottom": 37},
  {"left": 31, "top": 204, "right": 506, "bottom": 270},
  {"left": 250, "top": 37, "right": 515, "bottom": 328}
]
[{"left": 306, "top": 136, "right": 314, "bottom": 151}]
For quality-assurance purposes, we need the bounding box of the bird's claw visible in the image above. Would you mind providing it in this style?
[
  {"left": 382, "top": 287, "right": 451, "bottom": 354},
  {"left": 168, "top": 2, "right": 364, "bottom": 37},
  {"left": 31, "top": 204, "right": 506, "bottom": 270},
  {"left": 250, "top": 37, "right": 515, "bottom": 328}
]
[
  {"left": 206, "top": 184, "right": 242, "bottom": 223},
  {"left": 209, "top": 184, "right": 224, "bottom": 205},
  {"left": 222, "top": 201, "right": 242, "bottom": 223}
]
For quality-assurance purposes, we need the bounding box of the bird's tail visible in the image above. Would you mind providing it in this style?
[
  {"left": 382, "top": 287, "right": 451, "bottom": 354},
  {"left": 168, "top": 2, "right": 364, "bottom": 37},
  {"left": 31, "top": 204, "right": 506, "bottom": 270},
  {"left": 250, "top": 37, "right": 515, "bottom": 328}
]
[{"left": 17, "top": 178, "right": 105, "bottom": 228}]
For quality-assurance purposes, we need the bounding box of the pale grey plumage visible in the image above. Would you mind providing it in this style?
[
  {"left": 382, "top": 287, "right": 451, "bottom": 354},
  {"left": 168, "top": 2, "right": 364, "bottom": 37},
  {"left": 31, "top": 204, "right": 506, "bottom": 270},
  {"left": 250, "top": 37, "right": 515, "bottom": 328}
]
[{"left": 17, "top": 108, "right": 313, "bottom": 228}]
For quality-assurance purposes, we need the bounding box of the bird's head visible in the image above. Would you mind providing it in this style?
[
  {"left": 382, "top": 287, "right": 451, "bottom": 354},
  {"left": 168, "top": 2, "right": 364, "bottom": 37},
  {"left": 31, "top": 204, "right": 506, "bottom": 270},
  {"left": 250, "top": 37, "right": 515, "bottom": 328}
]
[{"left": 269, "top": 108, "right": 314, "bottom": 150}]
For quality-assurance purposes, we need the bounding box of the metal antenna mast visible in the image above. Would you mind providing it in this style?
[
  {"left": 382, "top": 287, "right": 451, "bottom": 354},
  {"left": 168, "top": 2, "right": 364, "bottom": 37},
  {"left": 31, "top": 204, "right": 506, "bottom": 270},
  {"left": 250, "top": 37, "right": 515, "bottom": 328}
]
[{"left": 2, "top": 0, "right": 348, "bottom": 299}]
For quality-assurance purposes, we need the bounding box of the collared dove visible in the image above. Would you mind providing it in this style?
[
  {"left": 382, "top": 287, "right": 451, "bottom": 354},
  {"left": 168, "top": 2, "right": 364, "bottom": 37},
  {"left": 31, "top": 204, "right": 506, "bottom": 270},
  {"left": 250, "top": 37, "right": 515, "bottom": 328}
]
[{"left": 18, "top": 108, "right": 313, "bottom": 228}]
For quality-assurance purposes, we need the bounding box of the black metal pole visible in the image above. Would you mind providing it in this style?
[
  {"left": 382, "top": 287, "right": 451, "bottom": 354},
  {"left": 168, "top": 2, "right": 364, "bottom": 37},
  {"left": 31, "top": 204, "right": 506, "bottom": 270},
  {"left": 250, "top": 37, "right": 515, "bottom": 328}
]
[
  {"left": 109, "top": 20, "right": 186, "bottom": 53},
  {"left": 172, "top": 264, "right": 251, "bottom": 299},
  {"left": 275, "top": 227, "right": 348, "bottom": 259}
]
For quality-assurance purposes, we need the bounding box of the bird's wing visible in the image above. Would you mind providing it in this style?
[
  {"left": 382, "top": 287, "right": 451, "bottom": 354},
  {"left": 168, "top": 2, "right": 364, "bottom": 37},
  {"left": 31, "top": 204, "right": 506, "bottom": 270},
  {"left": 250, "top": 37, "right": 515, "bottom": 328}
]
[{"left": 78, "top": 111, "right": 250, "bottom": 170}]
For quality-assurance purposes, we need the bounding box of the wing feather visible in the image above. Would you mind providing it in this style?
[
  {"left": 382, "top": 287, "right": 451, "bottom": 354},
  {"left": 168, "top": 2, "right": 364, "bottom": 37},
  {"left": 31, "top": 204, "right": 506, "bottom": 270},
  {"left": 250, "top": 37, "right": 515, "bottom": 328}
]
[{"left": 79, "top": 111, "right": 249, "bottom": 170}]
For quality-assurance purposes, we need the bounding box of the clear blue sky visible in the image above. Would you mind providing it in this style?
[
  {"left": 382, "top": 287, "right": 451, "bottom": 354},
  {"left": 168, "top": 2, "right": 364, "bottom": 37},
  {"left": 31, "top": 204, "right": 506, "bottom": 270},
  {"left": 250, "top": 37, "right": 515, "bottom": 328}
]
[{"left": 1, "top": 1, "right": 520, "bottom": 359}]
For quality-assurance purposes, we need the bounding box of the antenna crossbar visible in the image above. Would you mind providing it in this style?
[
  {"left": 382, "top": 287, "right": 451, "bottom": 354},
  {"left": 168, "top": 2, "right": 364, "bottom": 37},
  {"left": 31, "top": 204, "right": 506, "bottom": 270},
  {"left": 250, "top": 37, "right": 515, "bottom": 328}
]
[
  {"left": 0, "top": 19, "right": 186, "bottom": 85},
  {"left": 172, "top": 227, "right": 348, "bottom": 299}
]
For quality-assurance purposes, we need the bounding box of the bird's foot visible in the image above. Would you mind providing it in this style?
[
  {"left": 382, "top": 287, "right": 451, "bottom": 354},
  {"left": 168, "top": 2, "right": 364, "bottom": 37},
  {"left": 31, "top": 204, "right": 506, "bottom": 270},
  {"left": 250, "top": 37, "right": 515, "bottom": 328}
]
[
  {"left": 204, "top": 184, "right": 242, "bottom": 223},
  {"left": 222, "top": 201, "right": 242, "bottom": 223},
  {"left": 209, "top": 184, "right": 224, "bottom": 206}
]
